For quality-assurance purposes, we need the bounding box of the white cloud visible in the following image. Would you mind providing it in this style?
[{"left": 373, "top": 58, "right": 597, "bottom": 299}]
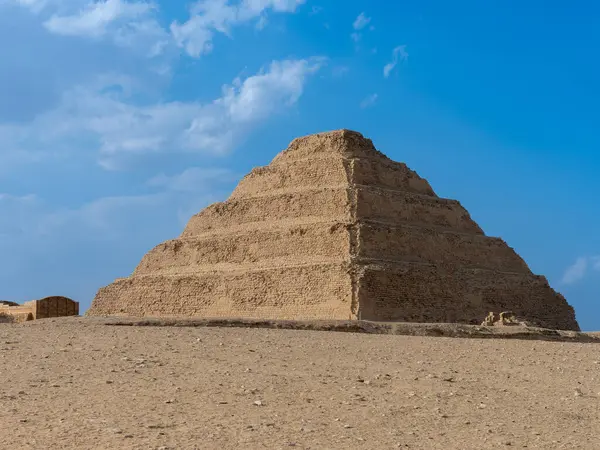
[
  {"left": 561, "top": 257, "right": 588, "bottom": 285},
  {"left": 220, "top": 58, "right": 323, "bottom": 121},
  {"left": 11, "top": 0, "right": 171, "bottom": 56},
  {"left": 350, "top": 11, "right": 373, "bottom": 45},
  {"left": 0, "top": 193, "right": 36, "bottom": 202},
  {"left": 0, "top": 57, "right": 324, "bottom": 171},
  {"left": 44, "top": 0, "right": 154, "bottom": 37},
  {"left": 0, "top": 165, "right": 235, "bottom": 244},
  {"left": 39, "top": 193, "right": 167, "bottom": 237},
  {"left": 561, "top": 255, "right": 600, "bottom": 284},
  {"left": 11, "top": 0, "right": 49, "bottom": 12},
  {"left": 360, "top": 93, "right": 377, "bottom": 109},
  {"left": 383, "top": 44, "right": 408, "bottom": 78},
  {"left": 352, "top": 12, "right": 370, "bottom": 30},
  {"left": 171, "top": 0, "right": 305, "bottom": 57}
]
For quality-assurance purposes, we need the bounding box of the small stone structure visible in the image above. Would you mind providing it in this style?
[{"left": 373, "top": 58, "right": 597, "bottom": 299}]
[
  {"left": 87, "top": 129, "right": 579, "bottom": 331},
  {"left": 481, "top": 311, "right": 531, "bottom": 327},
  {"left": 0, "top": 297, "right": 79, "bottom": 322}
]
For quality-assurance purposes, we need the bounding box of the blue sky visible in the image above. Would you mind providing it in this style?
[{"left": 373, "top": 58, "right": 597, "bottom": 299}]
[{"left": 0, "top": 0, "right": 598, "bottom": 329}]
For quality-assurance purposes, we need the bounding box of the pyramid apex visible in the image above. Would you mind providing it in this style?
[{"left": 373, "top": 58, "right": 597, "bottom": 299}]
[{"left": 272, "top": 129, "right": 387, "bottom": 163}]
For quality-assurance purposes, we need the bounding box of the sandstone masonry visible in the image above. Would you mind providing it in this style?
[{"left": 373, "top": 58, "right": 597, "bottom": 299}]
[{"left": 87, "top": 130, "right": 579, "bottom": 331}]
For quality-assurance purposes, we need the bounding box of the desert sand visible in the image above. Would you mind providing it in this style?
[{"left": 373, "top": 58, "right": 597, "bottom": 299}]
[{"left": 1, "top": 317, "right": 599, "bottom": 449}]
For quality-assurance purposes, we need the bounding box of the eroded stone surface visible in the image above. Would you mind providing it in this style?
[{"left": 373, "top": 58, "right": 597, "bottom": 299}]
[{"left": 87, "top": 129, "right": 579, "bottom": 331}]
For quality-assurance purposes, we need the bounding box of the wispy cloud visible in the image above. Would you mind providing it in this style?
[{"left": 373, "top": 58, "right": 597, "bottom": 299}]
[
  {"left": 147, "top": 167, "right": 237, "bottom": 192},
  {"left": 352, "top": 12, "right": 370, "bottom": 30},
  {"left": 12, "top": 0, "right": 171, "bottom": 56},
  {"left": 171, "top": 0, "right": 306, "bottom": 57},
  {"left": 331, "top": 65, "right": 349, "bottom": 78},
  {"left": 0, "top": 164, "right": 236, "bottom": 243},
  {"left": 561, "top": 257, "right": 588, "bottom": 285},
  {"left": 360, "top": 93, "right": 378, "bottom": 109},
  {"left": 383, "top": 44, "right": 408, "bottom": 78},
  {"left": 308, "top": 5, "right": 322, "bottom": 16},
  {"left": 0, "top": 57, "right": 325, "bottom": 171},
  {"left": 44, "top": 0, "right": 155, "bottom": 37},
  {"left": 0, "top": 193, "right": 40, "bottom": 239},
  {"left": 350, "top": 11, "right": 372, "bottom": 44},
  {"left": 561, "top": 255, "right": 600, "bottom": 285},
  {"left": 9, "top": 0, "right": 49, "bottom": 13}
]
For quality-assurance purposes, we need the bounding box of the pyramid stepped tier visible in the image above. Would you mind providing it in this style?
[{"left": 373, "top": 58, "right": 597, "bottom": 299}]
[
  {"left": 357, "top": 264, "right": 576, "bottom": 331},
  {"left": 90, "top": 264, "right": 354, "bottom": 320},
  {"left": 134, "top": 221, "right": 351, "bottom": 275},
  {"left": 88, "top": 129, "right": 579, "bottom": 331},
  {"left": 134, "top": 222, "right": 525, "bottom": 276},
  {"left": 230, "top": 155, "right": 436, "bottom": 199},
  {"left": 354, "top": 187, "right": 483, "bottom": 234},
  {"left": 183, "top": 187, "right": 481, "bottom": 237},
  {"left": 356, "top": 223, "right": 529, "bottom": 273},
  {"left": 182, "top": 187, "right": 351, "bottom": 236}
]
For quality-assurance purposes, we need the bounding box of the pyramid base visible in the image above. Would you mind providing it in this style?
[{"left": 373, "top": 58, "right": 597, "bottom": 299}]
[
  {"left": 88, "top": 261, "right": 579, "bottom": 331},
  {"left": 87, "top": 263, "right": 355, "bottom": 321}
]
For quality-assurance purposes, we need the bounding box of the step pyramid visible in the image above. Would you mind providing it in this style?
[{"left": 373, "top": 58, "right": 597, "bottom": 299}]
[{"left": 87, "top": 130, "right": 579, "bottom": 330}]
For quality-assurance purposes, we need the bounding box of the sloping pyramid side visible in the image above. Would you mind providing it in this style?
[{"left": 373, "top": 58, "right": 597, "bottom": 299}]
[
  {"left": 87, "top": 131, "right": 362, "bottom": 320},
  {"left": 87, "top": 130, "right": 579, "bottom": 330}
]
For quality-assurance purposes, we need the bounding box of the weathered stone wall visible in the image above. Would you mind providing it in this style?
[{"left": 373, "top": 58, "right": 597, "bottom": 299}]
[
  {"left": 0, "top": 297, "right": 79, "bottom": 321},
  {"left": 272, "top": 129, "right": 387, "bottom": 163},
  {"left": 34, "top": 296, "right": 79, "bottom": 319},
  {"left": 182, "top": 188, "right": 351, "bottom": 237},
  {"left": 135, "top": 222, "right": 351, "bottom": 275},
  {"left": 0, "top": 305, "right": 33, "bottom": 322},
  {"left": 88, "top": 129, "right": 579, "bottom": 330},
  {"left": 230, "top": 156, "right": 349, "bottom": 198},
  {"left": 351, "top": 158, "right": 436, "bottom": 196},
  {"left": 356, "top": 264, "right": 578, "bottom": 330},
  {"left": 357, "top": 222, "right": 530, "bottom": 273},
  {"left": 92, "top": 264, "right": 353, "bottom": 320},
  {"left": 355, "top": 187, "right": 483, "bottom": 234}
]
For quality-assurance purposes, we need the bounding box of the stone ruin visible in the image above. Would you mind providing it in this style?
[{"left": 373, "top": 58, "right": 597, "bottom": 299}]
[
  {"left": 481, "top": 311, "right": 532, "bottom": 327},
  {"left": 87, "top": 129, "right": 579, "bottom": 331},
  {"left": 0, "top": 296, "right": 79, "bottom": 322}
]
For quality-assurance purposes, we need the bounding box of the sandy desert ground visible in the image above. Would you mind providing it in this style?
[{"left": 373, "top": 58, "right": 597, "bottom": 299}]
[{"left": 1, "top": 317, "right": 600, "bottom": 449}]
